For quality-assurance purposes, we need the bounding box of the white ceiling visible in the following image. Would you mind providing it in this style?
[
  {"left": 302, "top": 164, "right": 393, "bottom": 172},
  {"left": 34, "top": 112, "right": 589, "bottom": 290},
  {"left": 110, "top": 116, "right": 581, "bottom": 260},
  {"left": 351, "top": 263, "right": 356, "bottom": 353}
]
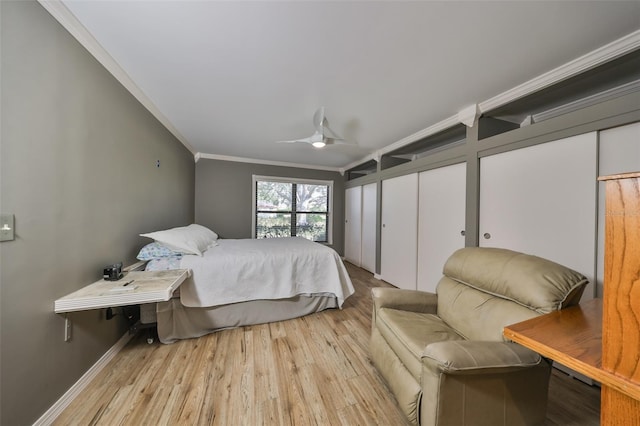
[{"left": 58, "top": 0, "right": 640, "bottom": 170}]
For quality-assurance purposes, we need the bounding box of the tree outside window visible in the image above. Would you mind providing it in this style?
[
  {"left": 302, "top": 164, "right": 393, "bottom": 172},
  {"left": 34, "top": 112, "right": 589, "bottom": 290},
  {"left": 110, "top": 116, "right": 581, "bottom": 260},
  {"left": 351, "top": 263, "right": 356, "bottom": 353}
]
[{"left": 254, "top": 178, "right": 331, "bottom": 243}]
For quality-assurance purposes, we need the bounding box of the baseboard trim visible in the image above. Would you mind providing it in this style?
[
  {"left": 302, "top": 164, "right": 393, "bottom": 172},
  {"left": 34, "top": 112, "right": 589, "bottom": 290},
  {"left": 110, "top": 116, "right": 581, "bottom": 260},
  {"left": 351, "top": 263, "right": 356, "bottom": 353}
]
[
  {"left": 373, "top": 274, "right": 382, "bottom": 280},
  {"left": 33, "top": 332, "right": 134, "bottom": 426}
]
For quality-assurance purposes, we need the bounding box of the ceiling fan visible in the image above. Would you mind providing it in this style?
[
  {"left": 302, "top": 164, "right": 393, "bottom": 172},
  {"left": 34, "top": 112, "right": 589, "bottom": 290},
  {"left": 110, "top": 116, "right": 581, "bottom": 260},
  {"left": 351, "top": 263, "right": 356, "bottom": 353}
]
[{"left": 276, "top": 107, "right": 346, "bottom": 149}]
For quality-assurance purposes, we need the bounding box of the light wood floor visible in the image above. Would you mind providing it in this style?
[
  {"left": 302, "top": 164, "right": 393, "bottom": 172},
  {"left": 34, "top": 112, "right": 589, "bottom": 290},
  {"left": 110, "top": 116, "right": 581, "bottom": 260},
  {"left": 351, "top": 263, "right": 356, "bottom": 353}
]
[{"left": 54, "top": 263, "right": 600, "bottom": 425}]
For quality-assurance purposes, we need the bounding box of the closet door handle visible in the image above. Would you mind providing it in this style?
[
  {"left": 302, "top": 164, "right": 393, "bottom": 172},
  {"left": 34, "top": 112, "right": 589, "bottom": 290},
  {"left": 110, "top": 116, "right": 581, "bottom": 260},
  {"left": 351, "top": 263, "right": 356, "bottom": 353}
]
[
  {"left": 483, "top": 233, "right": 491, "bottom": 239},
  {"left": 460, "top": 230, "right": 466, "bottom": 236}
]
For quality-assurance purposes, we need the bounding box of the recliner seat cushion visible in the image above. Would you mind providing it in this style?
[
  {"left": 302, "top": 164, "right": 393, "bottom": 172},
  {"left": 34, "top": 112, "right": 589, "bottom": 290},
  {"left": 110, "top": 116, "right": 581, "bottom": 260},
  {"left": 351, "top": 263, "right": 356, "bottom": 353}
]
[{"left": 376, "top": 307, "right": 464, "bottom": 380}]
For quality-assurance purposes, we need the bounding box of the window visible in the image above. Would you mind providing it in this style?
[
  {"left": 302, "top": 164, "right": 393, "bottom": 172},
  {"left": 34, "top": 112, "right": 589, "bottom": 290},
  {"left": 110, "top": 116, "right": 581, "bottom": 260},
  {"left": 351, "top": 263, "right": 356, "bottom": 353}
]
[{"left": 252, "top": 175, "right": 333, "bottom": 243}]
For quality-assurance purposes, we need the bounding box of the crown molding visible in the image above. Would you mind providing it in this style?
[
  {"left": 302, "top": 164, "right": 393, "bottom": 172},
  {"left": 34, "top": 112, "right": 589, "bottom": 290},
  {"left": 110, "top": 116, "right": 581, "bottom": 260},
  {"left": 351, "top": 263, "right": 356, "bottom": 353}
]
[
  {"left": 341, "top": 152, "right": 379, "bottom": 174},
  {"left": 457, "top": 104, "right": 480, "bottom": 128},
  {"left": 378, "top": 115, "right": 461, "bottom": 157},
  {"left": 37, "top": 2, "right": 640, "bottom": 171},
  {"left": 197, "top": 153, "right": 342, "bottom": 173},
  {"left": 532, "top": 78, "right": 640, "bottom": 123},
  {"left": 38, "top": 0, "right": 197, "bottom": 156},
  {"left": 345, "top": 29, "right": 640, "bottom": 170},
  {"left": 479, "top": 29, "right": 640, "bottom": 114}
]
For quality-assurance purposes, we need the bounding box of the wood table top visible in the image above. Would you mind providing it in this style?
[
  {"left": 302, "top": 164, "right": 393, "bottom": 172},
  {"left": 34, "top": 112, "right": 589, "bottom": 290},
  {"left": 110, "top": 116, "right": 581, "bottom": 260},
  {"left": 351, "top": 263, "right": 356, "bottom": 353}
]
[
  {"left": 505, "top": 299, "right": 601, "bottom": 371},
  {"left": 54, "top": 269, "right": 190, "bottom": 313},
  {"left": 504, "top": 298, "right": 640, "bottom": 401}
]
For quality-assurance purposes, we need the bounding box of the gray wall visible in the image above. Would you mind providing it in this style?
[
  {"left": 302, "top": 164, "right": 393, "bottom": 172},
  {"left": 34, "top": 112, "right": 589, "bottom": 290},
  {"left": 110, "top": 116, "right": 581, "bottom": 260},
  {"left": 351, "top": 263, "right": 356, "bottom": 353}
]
[
  {"left": 0, "top": 2, "right": 195, "bottom": 424},
  {"left": 196, "top": 159, "right": 345, "bottom": 255}
]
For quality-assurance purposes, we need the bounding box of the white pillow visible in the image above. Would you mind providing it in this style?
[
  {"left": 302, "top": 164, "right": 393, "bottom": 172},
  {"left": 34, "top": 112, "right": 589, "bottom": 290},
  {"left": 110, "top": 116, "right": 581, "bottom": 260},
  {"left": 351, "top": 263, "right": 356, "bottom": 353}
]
[{"left": 140, "top": 224, "right": 218, "bottom": 256}]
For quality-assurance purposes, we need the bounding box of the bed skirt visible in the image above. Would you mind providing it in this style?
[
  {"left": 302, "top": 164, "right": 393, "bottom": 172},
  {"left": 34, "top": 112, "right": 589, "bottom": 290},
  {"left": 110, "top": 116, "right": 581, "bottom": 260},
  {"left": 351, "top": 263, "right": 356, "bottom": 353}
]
[{"left": 155, "top": 295, "right": 339, "bottom": 343}]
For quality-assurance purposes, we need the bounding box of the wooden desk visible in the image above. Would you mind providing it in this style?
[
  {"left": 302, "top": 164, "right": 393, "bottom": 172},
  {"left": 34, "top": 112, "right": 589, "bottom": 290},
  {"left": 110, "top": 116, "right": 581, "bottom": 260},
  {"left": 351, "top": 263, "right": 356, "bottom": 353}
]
[
  {"left": 504, "top": 299, "right": 601, "bottom": 381},
  {"left": 504, "top": 298, "right": 640, "bottom": 424}
]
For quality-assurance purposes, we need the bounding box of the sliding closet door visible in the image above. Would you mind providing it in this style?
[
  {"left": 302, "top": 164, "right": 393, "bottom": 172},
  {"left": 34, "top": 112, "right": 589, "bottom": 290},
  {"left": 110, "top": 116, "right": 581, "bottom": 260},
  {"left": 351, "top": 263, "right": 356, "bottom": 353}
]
[
  {"left": 381, "top": 173, "right": 418, "bottom": 290},
  {"left": 417, "top": 163, "right": 466, "bottom": 293},
  {"left": 479, "top": 132, "right": 597, "bottom": 299},
  {"left": 344, "top": 186, "right": 362, "bottom": 266},
  {"left": 361, "top": 183, "right": 377, "bottom": 273}
]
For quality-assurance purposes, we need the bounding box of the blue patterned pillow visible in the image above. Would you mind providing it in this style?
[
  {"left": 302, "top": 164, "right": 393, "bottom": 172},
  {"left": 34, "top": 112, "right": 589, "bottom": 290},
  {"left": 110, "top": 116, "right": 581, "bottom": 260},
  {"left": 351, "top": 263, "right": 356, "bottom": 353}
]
[
  {"left": 145, "top": 256, "right": 183, "bottom": 271},
  {"left": 136, "top": 242, "right": 183, "bottom": 261}
]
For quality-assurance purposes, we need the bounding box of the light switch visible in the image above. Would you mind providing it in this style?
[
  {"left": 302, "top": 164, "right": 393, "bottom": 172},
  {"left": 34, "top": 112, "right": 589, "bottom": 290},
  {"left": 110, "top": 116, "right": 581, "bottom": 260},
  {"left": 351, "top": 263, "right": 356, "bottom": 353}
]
[{"left": 0, "top": 213, "right": 15, "bottom": 242}]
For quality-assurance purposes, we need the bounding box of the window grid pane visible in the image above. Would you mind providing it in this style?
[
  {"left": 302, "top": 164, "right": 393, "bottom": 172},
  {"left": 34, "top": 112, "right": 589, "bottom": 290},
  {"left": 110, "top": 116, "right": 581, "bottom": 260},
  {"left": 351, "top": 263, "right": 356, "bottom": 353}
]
[
  {"left": 296, "top": 213, "right": 328, "bottom": 242},
  {"left": 256, "top": 213, "right": 292, "bottom": 239},
  {"left": 255, "top": 179, "right": 330, "bottom": 242},
  {"left": 256, "top": 181, "right": 292, "bottom": 211},
  {"left": 296, "top": 184, "right": 328, "bottom": 212}
]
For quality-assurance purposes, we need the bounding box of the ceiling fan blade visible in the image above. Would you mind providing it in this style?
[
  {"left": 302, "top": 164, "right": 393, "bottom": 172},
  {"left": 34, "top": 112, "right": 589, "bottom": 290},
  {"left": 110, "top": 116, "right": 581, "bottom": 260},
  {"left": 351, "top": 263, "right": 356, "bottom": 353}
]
[
  {"left": 313, "top": 106, "right": 326, "bottom": 131},
  {"left": 276, "top": 108, "right": 345, "bottom": 148},
  {"left": 308, "top": 130, "right": 325, "bottom": 143},
  {"left": 325, "top": 138, "right": 349, "bottom": 146},
  {"left": 276, "top": 131, "right": 324, "bottom": 144},
  {"left": 322, "top": 124, "right": 343, "bottom": 141},
  {"left": 276, "top": 136, "right": 313, "bottom": 144}
]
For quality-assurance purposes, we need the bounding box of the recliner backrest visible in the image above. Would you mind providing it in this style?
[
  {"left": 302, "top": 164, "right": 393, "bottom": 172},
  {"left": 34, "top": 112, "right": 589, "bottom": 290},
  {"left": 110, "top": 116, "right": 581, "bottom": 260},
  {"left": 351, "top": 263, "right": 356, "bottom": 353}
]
[{"left": 436, "top": 247, "right": 588, "bottom": 341}]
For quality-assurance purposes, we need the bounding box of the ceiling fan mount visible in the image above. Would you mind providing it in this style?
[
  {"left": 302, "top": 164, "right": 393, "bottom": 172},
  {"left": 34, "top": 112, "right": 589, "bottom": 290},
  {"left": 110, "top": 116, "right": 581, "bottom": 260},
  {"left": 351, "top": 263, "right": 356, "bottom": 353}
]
[{"left": 276, "top": 107, "right": 346, "bottom": 149}]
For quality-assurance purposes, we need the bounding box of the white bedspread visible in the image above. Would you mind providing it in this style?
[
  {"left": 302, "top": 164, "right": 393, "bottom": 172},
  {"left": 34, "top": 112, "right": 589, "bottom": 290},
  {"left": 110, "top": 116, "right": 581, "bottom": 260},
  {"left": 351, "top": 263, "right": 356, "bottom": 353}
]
[{"left": 178, "top": 237, "right": 355, "bottom": 308}]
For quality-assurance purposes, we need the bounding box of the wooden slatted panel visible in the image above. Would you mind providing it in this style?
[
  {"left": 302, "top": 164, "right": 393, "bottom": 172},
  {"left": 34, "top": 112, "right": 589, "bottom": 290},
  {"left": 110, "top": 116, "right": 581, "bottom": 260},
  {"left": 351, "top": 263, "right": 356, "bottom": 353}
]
[
  {"left": 601, "top": 173, "right": 640, "bottom": 383},
  {"left": 600, "top": 172, "right": 640, "bottom": 425}
]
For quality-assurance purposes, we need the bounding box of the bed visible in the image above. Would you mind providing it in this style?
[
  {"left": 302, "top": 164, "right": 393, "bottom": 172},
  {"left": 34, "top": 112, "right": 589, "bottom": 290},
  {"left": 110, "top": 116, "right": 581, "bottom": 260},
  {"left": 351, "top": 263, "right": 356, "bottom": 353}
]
[{"left": 137, "top": 225, "right": 355, "bottom": 343}]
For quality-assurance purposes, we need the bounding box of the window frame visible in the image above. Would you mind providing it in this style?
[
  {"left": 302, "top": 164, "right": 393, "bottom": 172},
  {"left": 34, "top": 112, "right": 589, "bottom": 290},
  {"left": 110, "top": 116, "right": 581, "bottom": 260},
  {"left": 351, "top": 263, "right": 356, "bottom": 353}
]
[{"left": 252, "top": 175, "right": 333, "bottom": 244}]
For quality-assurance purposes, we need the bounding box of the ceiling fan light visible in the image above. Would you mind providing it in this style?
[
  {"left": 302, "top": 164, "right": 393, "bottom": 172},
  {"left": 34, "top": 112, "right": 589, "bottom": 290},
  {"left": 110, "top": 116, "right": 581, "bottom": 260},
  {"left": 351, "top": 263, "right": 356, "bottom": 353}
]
[{"left": 312, "top": 141, "right": 326, "bottom": 148}]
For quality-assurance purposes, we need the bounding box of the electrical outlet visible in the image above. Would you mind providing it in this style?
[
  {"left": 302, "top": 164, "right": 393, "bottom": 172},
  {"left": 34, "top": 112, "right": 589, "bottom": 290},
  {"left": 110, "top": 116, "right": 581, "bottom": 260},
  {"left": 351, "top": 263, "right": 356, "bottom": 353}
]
[{"left": 64, "top": 316, "right": 72, "bottom": 342}]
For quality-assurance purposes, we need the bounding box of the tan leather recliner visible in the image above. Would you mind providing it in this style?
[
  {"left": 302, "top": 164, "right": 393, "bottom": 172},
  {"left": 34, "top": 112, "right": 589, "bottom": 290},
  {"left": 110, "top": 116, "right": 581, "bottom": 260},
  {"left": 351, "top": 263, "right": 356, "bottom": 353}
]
[{"left": 370, "top": 247, "right": 588, "bottom": 426}]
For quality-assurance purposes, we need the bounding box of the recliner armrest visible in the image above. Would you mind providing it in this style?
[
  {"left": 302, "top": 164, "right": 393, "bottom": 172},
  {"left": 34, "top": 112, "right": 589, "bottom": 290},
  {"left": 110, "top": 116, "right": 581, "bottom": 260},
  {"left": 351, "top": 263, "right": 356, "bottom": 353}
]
[
  {"left": 371, "top": 287, "right": 438, "bottom": 315},
  {"left": 421, "top": 341, "right": 543, "bottom": 375}
]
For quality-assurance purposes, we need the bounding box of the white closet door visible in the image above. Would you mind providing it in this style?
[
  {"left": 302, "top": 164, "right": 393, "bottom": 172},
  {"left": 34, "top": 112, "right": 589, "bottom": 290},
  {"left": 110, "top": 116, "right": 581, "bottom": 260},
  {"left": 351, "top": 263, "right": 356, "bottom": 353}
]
[
  {"left": 417, "top": 163, "right": 466, "bottom": 293},
  {"left": 344, "top": 186, "right": 362, "bottom": 266},
  {"left": 381, "top": 173, "right": 418, "bottom": 290},
  {"left": 597, "top": 122, "right": 640, "bottom": 297},
  {"left": 479, "top": 132, "right": 597, "bottom": 299},
  {"left": 361, "top": 183, "right": 377, "bottom": 273}
]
